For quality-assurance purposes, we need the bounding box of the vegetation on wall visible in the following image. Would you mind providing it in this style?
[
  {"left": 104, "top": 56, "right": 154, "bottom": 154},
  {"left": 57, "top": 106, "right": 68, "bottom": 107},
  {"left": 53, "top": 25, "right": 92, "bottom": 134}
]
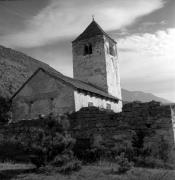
[
  {"left": 71, "top": 102, "right": 175, "bottom": 170},
  {"left": 0, "top": 101, "right": 174, "bottom": 175},
  {"left": 0, "top": 115, "right": 81, "bottom": 173},
  {"left": 0, "top": 96, "right": 11, "bottom": 124}
]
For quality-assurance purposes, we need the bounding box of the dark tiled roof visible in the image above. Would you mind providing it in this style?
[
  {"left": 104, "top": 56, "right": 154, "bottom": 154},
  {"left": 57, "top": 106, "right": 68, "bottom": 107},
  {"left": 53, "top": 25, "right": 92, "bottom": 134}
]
[
  {"left": 42, "top": 68, "right": 120, "bottom": 101},
  {"left": 11, "top": 68, "right": 120, "bottom": 102},
  {"left": 72, "top": 20, "right": 116, "bottom": 43}
]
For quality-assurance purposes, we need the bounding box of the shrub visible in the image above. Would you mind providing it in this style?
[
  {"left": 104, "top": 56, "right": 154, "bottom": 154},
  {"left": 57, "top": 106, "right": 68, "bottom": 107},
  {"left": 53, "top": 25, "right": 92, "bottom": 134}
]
[
  {"left": 0, "top": 135, "right": 29, "bottom": 162},
  {"left": 0, "top": 114, "right": 81, "bottom": 173},
  {"left": 134, "top": 156, "right": 166, "bottom": 169},
  {"left": 115, "top": 153, "right": 133, "bottom": 174},
  {"left": 57, "top": 159, "right": 82, "bottom": 174},
  {"left": 51, "top": 151, "right": 74, "bottom": 167},
  {"left": 73, "top": 134, "right": 134, "bottom": 164}
]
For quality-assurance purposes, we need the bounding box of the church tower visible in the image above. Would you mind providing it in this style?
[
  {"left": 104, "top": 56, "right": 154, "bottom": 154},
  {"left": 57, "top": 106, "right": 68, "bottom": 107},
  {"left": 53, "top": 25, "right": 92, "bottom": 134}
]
[{"left": 72, "top": 20, "right": 122, "bottom": 101}]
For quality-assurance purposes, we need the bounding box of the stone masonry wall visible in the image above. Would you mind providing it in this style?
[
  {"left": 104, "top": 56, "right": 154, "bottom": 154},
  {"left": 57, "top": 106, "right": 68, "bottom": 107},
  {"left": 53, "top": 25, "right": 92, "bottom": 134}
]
[
  {"left": 69, "top": 101, "right": 174, "bottom": 147},
  {"left": 72, "top": 35, "right": 108, "bottom": 92}
]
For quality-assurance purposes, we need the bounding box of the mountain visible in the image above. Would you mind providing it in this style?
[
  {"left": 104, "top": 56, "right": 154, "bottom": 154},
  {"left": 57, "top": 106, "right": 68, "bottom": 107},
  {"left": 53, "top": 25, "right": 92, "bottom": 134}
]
[
  {"left": 0, "top": 45, "right": 62, "bottom": 98},
  {"left": 121, "top": 89, "right": 171, "bottom": 104},
  {"left": 0, "top": 45, "right": 171, "bottom": 104}
]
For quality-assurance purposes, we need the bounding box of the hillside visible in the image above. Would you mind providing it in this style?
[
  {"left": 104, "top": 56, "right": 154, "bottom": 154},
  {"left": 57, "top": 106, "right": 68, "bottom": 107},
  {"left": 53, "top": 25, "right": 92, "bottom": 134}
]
[
  {"left": 121, "top": 89, "right": 171, "bottom": 104},
  {"left": 0, "top": 45, "right": 171, "bottom": 104},
  {"left": 0, "top": 45, "right": 62, "bottom": 98}
]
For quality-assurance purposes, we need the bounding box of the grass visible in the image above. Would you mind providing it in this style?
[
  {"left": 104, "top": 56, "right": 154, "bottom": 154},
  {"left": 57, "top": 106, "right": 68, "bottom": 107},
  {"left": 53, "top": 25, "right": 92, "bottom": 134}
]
[
  {"left": 0, "top": 162, "right": 175, "bottom": 180},
  {"left": 0, "top": 162, "right": 34, "bottom": 171}
]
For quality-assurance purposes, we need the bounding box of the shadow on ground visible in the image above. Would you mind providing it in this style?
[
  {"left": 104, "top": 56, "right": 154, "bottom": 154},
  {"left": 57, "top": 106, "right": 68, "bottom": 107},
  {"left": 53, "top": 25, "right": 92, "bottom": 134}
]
[{"left": 0, "top": 168, "right": 36, "bottom": 180}]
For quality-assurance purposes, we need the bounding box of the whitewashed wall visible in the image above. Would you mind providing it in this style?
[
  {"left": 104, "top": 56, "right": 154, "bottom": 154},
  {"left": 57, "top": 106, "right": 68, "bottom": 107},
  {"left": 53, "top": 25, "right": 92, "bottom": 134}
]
[{"left": 74, "top": 90, "right": 122, "bottom": 113}]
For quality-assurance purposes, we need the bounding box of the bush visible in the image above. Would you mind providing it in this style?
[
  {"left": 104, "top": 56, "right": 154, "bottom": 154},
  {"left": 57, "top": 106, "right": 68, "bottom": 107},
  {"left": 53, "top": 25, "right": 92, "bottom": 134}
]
[
  {"left": 73, "top": 134, "right": 134, "bottom": 164},
  {"left": 73, "top": 138, "right": 101, "bottom": 163},
  {"left": 51, "top": 151, "right": 74, "bottom": 167},
  {"left": 0, "top": 137, "right": 29, "bottom": 162},
  {"left": 0, "top": 114, "right": 81, "bottom": 173},
  {"left": 57, "top": 159, "right": 82, "bottom": 174},
  {"left": 115, "top": 153, "right": 133, "bottom": 174},
  {"left": 134, "top": 156, "right": 166, "bottom": 169}
]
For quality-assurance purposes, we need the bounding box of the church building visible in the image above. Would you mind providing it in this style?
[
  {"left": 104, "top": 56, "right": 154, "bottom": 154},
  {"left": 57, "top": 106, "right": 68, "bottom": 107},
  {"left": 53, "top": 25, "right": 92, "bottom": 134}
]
[{"left": 11, "top": 20, "right": 122, "bottom": 121}]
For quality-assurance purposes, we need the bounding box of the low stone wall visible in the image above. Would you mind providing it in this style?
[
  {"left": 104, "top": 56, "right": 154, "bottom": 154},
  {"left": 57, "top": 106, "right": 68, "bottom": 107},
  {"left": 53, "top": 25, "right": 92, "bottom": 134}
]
[{"left": 69, "top": 101, "right": 174, "bottom": 146}]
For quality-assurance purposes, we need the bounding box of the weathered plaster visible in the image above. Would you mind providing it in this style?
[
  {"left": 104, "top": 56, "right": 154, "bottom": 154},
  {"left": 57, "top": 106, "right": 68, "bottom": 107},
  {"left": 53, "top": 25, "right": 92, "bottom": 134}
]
[
  {"left": 12, "top": 70, "right": 75, "bottom": 121},
  {"left": 104, "top": 36, "right": 122, "bottom": 99},
  {"left": 74, "top": 90, "right": 122, "bottom": 113}
]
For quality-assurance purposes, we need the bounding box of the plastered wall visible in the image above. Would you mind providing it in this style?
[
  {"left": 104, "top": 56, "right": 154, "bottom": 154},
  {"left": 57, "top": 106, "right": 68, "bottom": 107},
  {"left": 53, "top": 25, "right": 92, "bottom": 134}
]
[
  {"left": 74, "top": 90, "right": 122, "bottom": 113},
  {"left": 12, "top": 70, "right": 75, "bottom": 121},
  {"left": 104, "top": 36, "right": 122, "bottom": 99}
]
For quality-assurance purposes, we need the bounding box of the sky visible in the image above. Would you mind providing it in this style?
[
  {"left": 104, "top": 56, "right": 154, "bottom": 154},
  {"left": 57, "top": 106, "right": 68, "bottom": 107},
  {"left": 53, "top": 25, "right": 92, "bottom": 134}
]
[{"left": 0, "top": 0, "right": 175, "bottom": 102}]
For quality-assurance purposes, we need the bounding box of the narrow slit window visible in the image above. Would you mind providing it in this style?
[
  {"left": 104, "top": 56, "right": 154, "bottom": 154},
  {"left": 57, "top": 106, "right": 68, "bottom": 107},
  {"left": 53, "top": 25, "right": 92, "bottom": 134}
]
[{"left": 84, "top": 43, "right": 92, "bottom": 55}]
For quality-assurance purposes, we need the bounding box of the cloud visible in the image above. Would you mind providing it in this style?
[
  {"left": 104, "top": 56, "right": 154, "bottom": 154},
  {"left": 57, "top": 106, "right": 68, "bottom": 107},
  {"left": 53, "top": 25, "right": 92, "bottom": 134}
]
[
  {"left": 0, "top": 0, "right": 164, "bottom": 48},
  {"left": 118, "top": 28, "right": 175, "bottom": 101}
]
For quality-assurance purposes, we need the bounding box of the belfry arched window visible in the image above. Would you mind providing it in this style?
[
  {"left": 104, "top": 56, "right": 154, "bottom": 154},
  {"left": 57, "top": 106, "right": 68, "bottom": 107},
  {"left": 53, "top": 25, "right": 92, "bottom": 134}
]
[
  {"left": 109, "top": 45, "right": 114, "bottom": 56},
  {"left": 84, "top": 43, "right": 92, "bottom": 55}
]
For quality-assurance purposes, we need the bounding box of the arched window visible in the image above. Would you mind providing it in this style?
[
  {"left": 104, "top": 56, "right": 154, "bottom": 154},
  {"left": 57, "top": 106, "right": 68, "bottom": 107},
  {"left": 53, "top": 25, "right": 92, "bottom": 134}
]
[
  {"left": 109, "top": 46, "right": 114, "bottom": 56},
  {"left": 84, "top": 45, "right": 89, "bottom": 55},
  {"left": 84, "top": 43, "right": 92, "bottom": 55},
  {"left": 108, "top": 43, "right": 116, "bottom": 57}
]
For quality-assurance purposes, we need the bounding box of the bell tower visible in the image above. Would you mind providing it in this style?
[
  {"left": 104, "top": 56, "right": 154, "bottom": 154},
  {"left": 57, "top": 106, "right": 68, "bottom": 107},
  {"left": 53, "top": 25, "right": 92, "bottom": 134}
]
[{"left": 72, "top": 20, "right": 122, "bottom": 101}]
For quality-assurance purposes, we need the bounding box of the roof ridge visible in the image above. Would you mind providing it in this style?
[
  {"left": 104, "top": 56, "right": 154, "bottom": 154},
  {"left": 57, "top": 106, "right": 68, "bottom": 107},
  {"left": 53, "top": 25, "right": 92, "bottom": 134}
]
[
  {"left": 93, "top": 21, "right": 116, "bottom": 43},
  {"left": 72, "top": 20, "right": 116, "bottom": 43},
  {"left": 11, "top": 67, "right": 121, "bottom": 101}
]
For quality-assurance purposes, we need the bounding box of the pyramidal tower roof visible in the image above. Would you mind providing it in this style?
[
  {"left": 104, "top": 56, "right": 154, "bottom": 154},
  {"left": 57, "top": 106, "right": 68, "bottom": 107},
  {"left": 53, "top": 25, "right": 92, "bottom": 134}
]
[{"left": 72, "top": 20, "right": 116, "bottom": 43}]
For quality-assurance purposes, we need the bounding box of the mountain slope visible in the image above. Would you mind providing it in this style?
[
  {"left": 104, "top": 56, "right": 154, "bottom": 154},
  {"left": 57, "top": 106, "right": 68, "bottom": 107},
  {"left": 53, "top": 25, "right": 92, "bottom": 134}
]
[
  {"left": 0, "top": 45, "right": 62, "bottom": 98},
  {"left": 121, "top": 89, "right": 171, "bottom": 104}
]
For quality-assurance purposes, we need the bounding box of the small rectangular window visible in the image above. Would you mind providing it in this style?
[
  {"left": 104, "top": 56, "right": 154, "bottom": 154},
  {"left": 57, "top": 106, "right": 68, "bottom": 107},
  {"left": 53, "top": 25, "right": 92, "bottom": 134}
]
[
  {"left": 106, "top": 103, "right": 111, "bottom": 110},
  {"left": 84, "top": 43, "right": 92, "bottom": 55},
  {"left": 88, "top": 102, "right": 93, "bottom": 107}
]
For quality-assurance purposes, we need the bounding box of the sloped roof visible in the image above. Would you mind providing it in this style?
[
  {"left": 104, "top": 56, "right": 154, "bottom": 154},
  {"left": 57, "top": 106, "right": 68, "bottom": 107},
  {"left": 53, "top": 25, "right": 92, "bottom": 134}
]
[
  {"left": 11, "top": 67, "right": 120, "bottom": 102},
  {"left": 72, "top": 20, "right": 116, "bottom": 43}
]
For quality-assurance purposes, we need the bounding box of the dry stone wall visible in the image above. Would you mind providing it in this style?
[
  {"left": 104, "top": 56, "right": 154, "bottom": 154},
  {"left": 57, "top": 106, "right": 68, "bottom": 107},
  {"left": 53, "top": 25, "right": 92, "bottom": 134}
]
[{"left": 69, "top": 101, "right": 174, "bottom": 146}]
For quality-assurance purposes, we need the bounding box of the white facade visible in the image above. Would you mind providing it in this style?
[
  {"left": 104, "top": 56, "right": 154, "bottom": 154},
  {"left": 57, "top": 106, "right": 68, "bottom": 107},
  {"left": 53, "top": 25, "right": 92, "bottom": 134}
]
[{"left": 74, "top": 90, "right": 122, "bottom": 113}]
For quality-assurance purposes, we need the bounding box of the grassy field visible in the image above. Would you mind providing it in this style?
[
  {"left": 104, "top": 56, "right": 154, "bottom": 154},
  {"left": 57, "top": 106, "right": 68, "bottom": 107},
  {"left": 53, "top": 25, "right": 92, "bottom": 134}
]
[{"left": 0, "top": 162, "right": 175, "bottom": 180}]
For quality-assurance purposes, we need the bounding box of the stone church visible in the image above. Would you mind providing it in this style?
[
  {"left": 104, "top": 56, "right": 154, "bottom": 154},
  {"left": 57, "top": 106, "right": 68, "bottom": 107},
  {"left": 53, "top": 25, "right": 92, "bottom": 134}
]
[{"left": 11, "top": 20, "right": 122, "bottom": 121}]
